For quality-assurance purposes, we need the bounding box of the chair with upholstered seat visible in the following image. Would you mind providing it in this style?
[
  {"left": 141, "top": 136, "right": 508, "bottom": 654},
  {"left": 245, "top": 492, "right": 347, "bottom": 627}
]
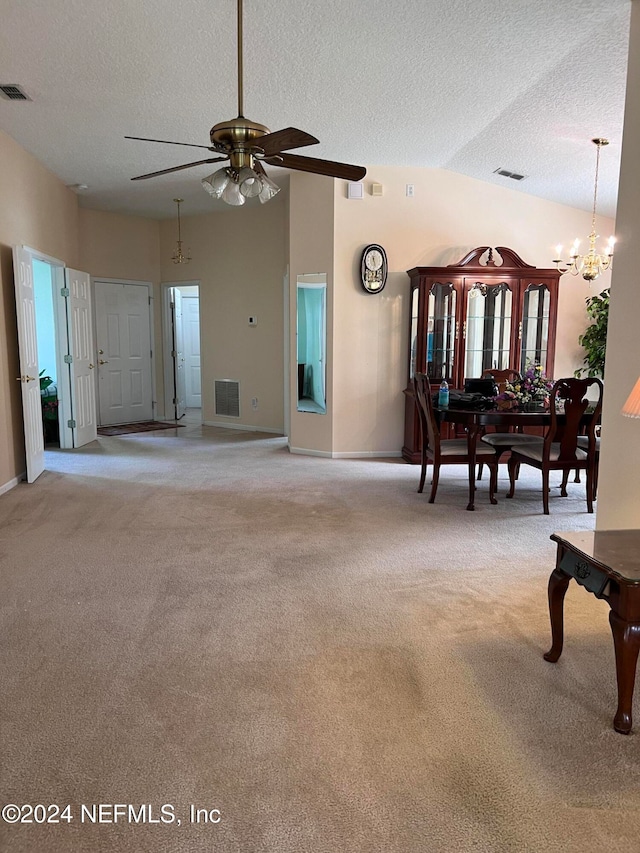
[
  {"left": 477, "top": 369, "right": 542, "bottom": 480},
  {"left": 413, "top": 372, "right": 498, "bottom": 504},
  {"left": 506, "top": 377, "right": 603, "bottom": 514}
]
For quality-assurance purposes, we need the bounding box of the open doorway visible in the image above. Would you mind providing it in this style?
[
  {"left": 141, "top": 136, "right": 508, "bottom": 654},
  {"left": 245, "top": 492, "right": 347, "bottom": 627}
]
[
  {"left": 161, "top": 282, "right": 202, "bottom": 421},
  {"left": 33, "top": 259, "right": 62, "bottom": 446},
  {"left": 13, "top": 246, "right": 97, "bottom": 482}
]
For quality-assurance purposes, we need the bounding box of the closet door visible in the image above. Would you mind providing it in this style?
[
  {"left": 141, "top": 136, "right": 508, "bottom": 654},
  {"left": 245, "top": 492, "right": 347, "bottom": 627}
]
[
  {"left": 13, "top": 246, "right": 44, "bottom": 482},
  {"left": 66, "top": 268, "right": 97, "bottom": 447}
]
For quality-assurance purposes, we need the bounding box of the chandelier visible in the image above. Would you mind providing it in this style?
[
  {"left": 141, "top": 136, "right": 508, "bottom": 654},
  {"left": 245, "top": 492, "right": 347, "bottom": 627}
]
[
  {"left": 553, "top": 138, "right": 615, "bottom": 282},
  {"left": 201, "top": 164, "right": 280, "bottom": 207},
  {"left": 171, "top": 198, "right": 191, "bottom": 264}
]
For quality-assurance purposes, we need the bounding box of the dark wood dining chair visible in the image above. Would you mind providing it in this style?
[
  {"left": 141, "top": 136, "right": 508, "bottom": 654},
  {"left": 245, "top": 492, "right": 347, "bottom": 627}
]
[
  {"left": 413, "top": 372, "right": 498, "bottom": 504},
  {"left": 477, "top": 369, "right": 541, "bottom": 481},
  {"left": 562, "top": 431, "right": 601, "bottom": 501},
  {"left": 506, "top": 377, "right": 603, "bottom": 514},
  {"left": 482, "top": 368, "right": 520, "bottom": 392}
]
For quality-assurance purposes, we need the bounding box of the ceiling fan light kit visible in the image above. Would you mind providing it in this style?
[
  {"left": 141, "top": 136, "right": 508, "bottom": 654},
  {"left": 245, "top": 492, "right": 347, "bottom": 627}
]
[
  {"left": 201, "top": 165, "right": 281, "bottom": 206},
  {"left": 126, "top": 0, "right": 366, "bottom": 207}
]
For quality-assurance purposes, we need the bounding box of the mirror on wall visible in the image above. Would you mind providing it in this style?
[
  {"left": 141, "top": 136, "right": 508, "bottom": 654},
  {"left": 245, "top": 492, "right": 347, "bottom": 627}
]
[{"left": 296, "top": 274, "right": 327, "bottom": 414}]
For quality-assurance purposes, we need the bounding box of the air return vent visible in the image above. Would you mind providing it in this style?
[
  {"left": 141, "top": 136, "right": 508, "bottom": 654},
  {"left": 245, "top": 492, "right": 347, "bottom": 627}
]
[
  {"left": 493, "top": 168, "right": 527, "bottom": 182},
  {"left": 215, "top": 380, "right": 240, "bottom": 417},
  {"left": 0, "top": 84, "right": 31, "bottom": 101}
]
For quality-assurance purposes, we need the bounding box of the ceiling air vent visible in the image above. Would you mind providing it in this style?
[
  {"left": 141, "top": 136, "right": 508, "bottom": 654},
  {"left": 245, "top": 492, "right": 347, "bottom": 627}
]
[
  {"left": 493, "top": 168, "right": 526, "bottom": 182},
  {"left": 0, "top": 84, "right": 31, "bottom": 101},
  {"left": 215, "top": 379, "right": 240, "bottom": 418}
]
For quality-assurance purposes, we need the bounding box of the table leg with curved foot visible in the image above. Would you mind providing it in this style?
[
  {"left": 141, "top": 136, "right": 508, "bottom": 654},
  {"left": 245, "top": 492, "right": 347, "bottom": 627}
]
[
  {"left": 609, "top": 611, "right": 640, "bottom": 734},
  {"left": 465, "top": 425, "right": 481, "bottom": 511},
  {"left": 544, "top": 568, "right": 571, "bottom": 663}
]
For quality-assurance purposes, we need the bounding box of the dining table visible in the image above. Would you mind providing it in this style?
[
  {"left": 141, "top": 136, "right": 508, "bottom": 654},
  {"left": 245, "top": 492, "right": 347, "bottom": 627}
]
[{"left": 435, "top": 406, "right": 561, "bottom": 511}]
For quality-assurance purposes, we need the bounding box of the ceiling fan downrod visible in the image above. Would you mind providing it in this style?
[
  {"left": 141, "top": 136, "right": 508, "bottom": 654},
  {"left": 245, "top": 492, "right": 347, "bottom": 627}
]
[{"left": 237, "top": 0, "right": 244, "bottom": 118}]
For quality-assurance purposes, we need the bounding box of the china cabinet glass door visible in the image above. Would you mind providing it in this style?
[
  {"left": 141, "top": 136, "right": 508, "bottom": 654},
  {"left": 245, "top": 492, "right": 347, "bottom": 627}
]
[
  {"left": 463, "top": 281, "right": 513, "bottom": 378},
  {"left": 426, "top": 282, "right": 457, "bottom": 382},
  {"left": 520, "top": 283, "right": 551, "bottom": 372}
]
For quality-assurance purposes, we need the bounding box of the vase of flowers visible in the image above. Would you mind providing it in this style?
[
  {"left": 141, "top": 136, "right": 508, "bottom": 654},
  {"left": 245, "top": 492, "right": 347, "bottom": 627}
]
[{"left": 495, "top": 364, "right": 554, "bottom": 411}]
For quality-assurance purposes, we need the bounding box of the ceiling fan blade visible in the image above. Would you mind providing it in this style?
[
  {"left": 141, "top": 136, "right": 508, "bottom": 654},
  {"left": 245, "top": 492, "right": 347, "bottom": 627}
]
[
  {"left": 257, "top": 127, "right": 319, "bottom": 157},
  {"left": 131, "top": 157, "right": 228, "bottom": 181},
  {"left": 125, "top": 135, "right": 217, "bottom": 151},
  {"left": 264, "top": 152, "right": 366, "bottom": 181}
]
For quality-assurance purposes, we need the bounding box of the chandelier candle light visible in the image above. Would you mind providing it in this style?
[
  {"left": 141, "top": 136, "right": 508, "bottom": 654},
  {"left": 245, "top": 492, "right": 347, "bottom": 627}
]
[
  {"left": 171, "top": 198, "right": 191, "bottom": 264},
  {"left": 553, "top": 138, "right": 615, "bottom": 282}
]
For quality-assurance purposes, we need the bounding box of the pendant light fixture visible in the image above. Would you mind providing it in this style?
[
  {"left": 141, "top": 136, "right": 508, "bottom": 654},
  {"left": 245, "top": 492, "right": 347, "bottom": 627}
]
[
  {"left": 171, "top": 198, "right": 191, "bottom": 264},
  {"left": 553, "top": 138, "right": 615, "bottom": 282}
]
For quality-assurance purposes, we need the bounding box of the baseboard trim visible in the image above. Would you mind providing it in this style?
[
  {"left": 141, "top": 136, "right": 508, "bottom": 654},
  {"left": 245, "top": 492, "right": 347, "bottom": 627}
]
[
  {"left": 203, "top": 421, "right": 284, "bottom": 435},
  {"left": 288, "top": 446, "right": 402, "bottom": 459},
  {"left": 288, "top": 446, "right": 332, "bottom": 458},
  {"left": 331, "top": 450, "right": 403, "bottom": 459},
  {"left": 0, "top": 473, "right": 25, "bottom": 496}
]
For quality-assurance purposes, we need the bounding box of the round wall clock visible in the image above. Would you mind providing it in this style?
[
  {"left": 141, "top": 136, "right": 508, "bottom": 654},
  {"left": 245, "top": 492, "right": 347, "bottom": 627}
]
[{"left": 360, "top": 244, "right": 388, "bottom": 293}]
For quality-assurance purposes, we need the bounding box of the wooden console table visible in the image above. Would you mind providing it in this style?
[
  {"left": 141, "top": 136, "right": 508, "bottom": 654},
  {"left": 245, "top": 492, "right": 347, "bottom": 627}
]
[{"left": 547, "top": 530, "right": 640, "bottom": 734}]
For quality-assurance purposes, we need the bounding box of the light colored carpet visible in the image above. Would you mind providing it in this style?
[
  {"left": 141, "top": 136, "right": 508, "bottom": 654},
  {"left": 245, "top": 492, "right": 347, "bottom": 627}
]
[{"left": 0, "top": 422, "right": 638, "bottom": 853}]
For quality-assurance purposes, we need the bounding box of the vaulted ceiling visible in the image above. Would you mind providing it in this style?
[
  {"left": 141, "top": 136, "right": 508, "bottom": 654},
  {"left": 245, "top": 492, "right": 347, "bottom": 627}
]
[{"left": 0, "top": 0, "right": 631, "bottom": 219}]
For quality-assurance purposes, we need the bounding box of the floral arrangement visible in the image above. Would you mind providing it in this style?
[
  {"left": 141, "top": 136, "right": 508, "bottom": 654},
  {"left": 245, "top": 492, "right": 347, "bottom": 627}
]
[{"left": 495, "top": 364, "right": 554, "bottom": 410}]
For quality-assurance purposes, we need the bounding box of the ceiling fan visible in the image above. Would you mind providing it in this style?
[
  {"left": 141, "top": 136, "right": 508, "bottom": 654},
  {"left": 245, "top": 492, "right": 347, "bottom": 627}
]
[{"left": 126, "top": 0, "right": 366, "bottom": 205}]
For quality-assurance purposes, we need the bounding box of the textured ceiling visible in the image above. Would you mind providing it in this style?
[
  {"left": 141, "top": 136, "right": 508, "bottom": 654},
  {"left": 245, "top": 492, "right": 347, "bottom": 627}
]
[{"left": 0, "top": 0, "right": 631, "bottom": 220}]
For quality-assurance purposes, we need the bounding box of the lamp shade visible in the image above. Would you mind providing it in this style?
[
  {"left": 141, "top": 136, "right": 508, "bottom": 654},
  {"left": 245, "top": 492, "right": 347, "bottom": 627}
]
[
  {"left": 202, "top": 168, "right": 231, "bottom": 198},
  {"left": 622, "top": 378, "right": 640, "bottom": 418}
]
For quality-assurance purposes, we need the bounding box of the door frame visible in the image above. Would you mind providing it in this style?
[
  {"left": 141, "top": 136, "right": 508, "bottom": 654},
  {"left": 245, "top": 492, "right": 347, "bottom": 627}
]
[
  {"left": 91, "top": 278, "right": 156, "bottom": 424},
  {"left": 161, "top": 280, "right": 200, "bottom": 420}
]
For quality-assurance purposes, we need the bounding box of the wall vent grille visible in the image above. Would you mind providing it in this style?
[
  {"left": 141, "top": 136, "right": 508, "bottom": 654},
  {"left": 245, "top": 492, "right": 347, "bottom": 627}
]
[
  {"left": 0, "top": 84, "right": 31, "bottom": 101},
  {"left": 214, "top": 380, "right": 240, "bottom": 417},
  {"left": 493, "top": 168, "right": 526, "bottom": 182}
]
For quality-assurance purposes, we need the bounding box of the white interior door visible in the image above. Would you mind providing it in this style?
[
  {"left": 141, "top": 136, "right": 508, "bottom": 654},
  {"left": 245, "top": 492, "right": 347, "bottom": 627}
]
[
  {"left": 66, "top": 268, "right": 97, "bottom": 447},
  {"left": 94, "top": 281, "right": 153, "bottom": 425},
  {"left": 183, "top": 296, "right": 201, "bottom": 408},
  {"left": 172, "top": 289, "right": 186, "bottom": 419},
  {"left": 13, "top": 246, "right": 44, "bottom": 482}
]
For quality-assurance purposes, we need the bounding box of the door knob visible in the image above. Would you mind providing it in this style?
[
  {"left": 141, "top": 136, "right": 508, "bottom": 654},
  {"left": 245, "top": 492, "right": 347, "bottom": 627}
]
[
  {"left": 98, "top": 349, "right": 104, "bottom": 355},
  {"left": 88, "top": 363, "right": 95, "bottom": 369},
  {"left": 15, "top": 375, "right": 35, "bottom": 382},
  {"left": 98, "top": 359, "right": 109, "bottom": 365}
]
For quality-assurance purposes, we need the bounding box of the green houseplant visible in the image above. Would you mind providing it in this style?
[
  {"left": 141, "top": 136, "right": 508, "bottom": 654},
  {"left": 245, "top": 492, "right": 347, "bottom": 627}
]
[{"left": 575, "top": 288, "right": 609, "bottom": 378}]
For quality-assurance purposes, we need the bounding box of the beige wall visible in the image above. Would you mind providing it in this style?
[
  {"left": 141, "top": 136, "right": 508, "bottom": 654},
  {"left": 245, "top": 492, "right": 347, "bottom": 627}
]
[
  {"left": 78, "top": 209, "right": 161, "bottom": 283},
  {"left": 288, "top": 172, "right": 335, "bottom": 453},
  {"left": 330, "top": 166, "right": 614, "bottom": 455},
  {"left": 158, "top": 195, "right": 287, "bottom": 431},
  {"left": 78, "top": 208, "right": 162, "bottom": 411},
  {"left": 596, "top": 0, "right": 640, "bottom": 529},
  {"left": 0, "top": 131, "right": 79, "bottom": 487}
]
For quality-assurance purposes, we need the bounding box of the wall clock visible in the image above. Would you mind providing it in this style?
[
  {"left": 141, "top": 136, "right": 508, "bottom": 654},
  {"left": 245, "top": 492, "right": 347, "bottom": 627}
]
[{"left": 360, "top": 244, "right": 388, "bottom": 293}]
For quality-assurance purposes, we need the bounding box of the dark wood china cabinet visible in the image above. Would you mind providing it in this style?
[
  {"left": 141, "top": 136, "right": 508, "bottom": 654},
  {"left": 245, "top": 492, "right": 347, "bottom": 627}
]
[{"left": 402, "top": 246, "right": 560, "bottom": 463}]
